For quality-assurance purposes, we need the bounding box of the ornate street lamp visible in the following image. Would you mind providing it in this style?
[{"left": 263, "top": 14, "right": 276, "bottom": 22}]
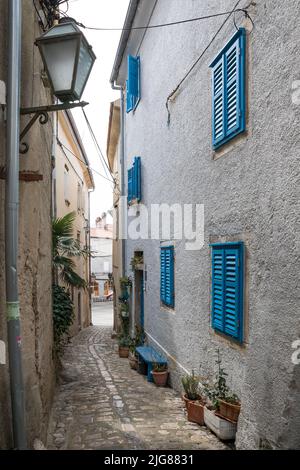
[
  {"left": 19, "top": 18, "right": 96, "bottom": 153},
  {"left": 35, "top": 19, "right": 96, "bottom": 102}
]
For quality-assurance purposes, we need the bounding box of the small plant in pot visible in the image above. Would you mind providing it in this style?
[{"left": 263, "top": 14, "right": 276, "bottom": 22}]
[
  {"left": 202, "top": 350, "right": 241, "bottom": 440},
  {"left": 181, "top": 370, "right": 205, "bottom": 425},
  {"left": 151, "top": 363, "right": 168, "bottom": 387},
  {"left": 128, "top": 325, "right": 145, "bottom": 370},
  {"left": 118, "top": 334, "right": 131, "bottom": 358}
]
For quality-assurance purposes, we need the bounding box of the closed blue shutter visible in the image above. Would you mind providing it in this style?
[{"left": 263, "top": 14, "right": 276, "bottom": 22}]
[
  {"left": 161, "top": 246, "right": 174, "bottom": 308},
  {"left": 160, "top": 249, "right": 166, "bottom": 304},
  {"left": 212, "top": 58, "right": 225, "bottom": 146},
  {"left": 126, "top": 80, "right": 133, "bottom": 113},
  {"left": 133, "top": 156, "right": 141, "bottom": 202},
  {"left": 210, "top": 28, "right": 246, "bottom": 148},
  {"left": 224, "top": 248, "right": 240, "bottom": 338},
  {"left": 127, "top": 55, "right": 140, "bottom": 110},
  {"left": 127, "top": 168, "right": 133, "bottom": 203},
  {"left": 212, "top": 248, "right": 225, "bottom": 331},
  {"left": 211, "top": 242, "right": 244, "bottom": 343}
]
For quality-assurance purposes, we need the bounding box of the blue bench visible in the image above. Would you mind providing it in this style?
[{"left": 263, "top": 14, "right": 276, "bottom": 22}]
[{"left": 136, "top": 346, "right": 167, "bottom": 382}]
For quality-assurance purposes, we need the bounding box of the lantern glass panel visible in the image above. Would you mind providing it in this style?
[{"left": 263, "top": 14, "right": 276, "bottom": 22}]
[
  {"left": 40, "top": 37, "right": 78, "bottom": 93},
  {"left": 74, "top": 41, "right": 94, "bottom": 98}
]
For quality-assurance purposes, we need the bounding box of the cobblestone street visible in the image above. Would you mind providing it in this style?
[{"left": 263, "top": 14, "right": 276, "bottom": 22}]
[{"left": 47, "top": 320, "right": 227, "bottom": 450}]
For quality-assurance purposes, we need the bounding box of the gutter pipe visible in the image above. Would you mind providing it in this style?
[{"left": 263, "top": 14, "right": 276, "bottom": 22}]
[{"left": 5, "top": 0, "right": 27, "bottom": 449}]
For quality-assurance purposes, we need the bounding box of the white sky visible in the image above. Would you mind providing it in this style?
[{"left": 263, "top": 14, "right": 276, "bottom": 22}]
[{"left": 67, "top": 0, "right": 130, "bottom": 227}]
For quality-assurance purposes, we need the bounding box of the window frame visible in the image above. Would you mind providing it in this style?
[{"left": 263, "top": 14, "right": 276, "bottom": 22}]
[
  {"left": 210, "top": 28, "right": 246, "bottom": 149},
  {"left": 160, "top": 245, "right": 175, "bottom": 309},
  {"left": 210, "top": 241, "right": 244, "bottom": 343}
]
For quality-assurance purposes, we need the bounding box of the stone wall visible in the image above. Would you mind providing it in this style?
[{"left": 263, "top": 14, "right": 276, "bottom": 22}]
[
  {"left": 0, "top": 0, "right": 55, "bottom": 448},
  {"left": 122, "top": 0, "right": 300, "bottom": 449}
]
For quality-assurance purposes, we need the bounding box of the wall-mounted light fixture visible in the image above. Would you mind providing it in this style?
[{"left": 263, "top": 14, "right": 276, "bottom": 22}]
[{"left": 20, "top": 18, "right": 96, "bottom": 153}]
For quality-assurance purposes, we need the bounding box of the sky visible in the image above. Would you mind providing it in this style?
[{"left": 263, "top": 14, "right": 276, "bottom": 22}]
[{"left": 66, "top": 0, "right": 130, "bottom": 227}]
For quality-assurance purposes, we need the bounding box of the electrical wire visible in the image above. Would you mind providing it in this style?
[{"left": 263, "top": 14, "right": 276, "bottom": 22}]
[
  {"left": 81, "top": 108, "right": 115, "bottom": 181},
  {"left": 166, "top": 0, "right": 247, "bottom": 125},
  {"left": 70, "top": 7, "right": 253, "bottom": 32},
  {"left": 57, "top": 138, "right": 115, "bottom": 185}
]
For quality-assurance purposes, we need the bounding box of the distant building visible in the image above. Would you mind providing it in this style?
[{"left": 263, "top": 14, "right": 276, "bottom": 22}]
[
  {"left": 107, "top": 99, "right": 123, "bottom": 333},
  {"left": 91, "top": 213, "right": 113, "bottom": 301},
  {"left": 54, "top": 110, "right": 95, "bottom": 334}
]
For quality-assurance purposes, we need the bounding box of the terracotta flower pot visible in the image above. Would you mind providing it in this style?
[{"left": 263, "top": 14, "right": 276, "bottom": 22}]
[
  {"left": 152, "top": 370, "right": 168, "bottom": 387},
  {"left": 187, "top": 400, "right": 205, "bottom": 425},
  {"left": 129, "top": 352, "right": 138, "bottom": 370},
  {"left": 218, "top": 399, "right": 241, "bottom": 423},
  {"left": 182, "top": 393, "right": 201, "bottom": 410},
  {"left": 119, "top": 346, "right": 129, "bottom": 358}
]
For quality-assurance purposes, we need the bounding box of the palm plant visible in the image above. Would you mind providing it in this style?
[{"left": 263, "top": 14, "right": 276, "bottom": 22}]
[{"left": 52, "top": 211, "right": 88, "bottom": 289}]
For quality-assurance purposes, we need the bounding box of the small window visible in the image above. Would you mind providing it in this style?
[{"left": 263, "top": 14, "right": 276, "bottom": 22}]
[
  {"left": 64, "top": 165, "right": 70, "bottom": 204},
  {"left": 211, "top": 241, "right": 244, "bottom": 343},
  {"left": 126, "top": 55, "right": 140, "bottom": 113},
  {"left": 160, "top": 246, "right": 175, "bottom": 308},
  {"left": 128, "top": 156, "right": 141, "bottom": 204},
  {"left": 210, "top": 28, "right": 246, "bottom": 149}
]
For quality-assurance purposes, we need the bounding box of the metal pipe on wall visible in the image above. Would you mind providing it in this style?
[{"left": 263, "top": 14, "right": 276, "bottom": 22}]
[{"left": 5, "top": 0, "right": 27, "bottom": 449}]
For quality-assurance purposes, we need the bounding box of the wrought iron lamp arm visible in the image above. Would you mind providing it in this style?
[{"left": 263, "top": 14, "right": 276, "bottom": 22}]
[{"left": 19, "top": 101, "right": 88, "bottom": 154}]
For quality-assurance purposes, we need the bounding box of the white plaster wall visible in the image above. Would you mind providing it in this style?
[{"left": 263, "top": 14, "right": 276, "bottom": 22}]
[{"left": 122, "top": 0, "right": 300, "bottom": 449}]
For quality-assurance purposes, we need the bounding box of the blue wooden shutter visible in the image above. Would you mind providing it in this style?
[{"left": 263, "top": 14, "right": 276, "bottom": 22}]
[
  {"left": 133, "top": 156, "right": 141, "bottom": 202},
  {"left": 127, "top": 55, "right": 140, "bottom": 106},
  {"left": 161, "top": 246, "right": 174, "bottom": 308},
  {"left": 160, "top": 248, "right": 166, "bottom": 304},
  {"left": 212, "top": 248, "right": 225, "bottom": 331},
  {"left": 224, "top": 248, "right": 241, "bottom": 339},
  {"left": 210, "top": 28, "right": 246, "bottom": 148},
  {"left": 212, "top": 58, "right": 225, "bottom": 146},
  {"left": 127, "top": 168, "right": 133, "bottom": 203},
  {"left": 126, "top": 80, "right": 133, "bottom": 113},
  {"left": 211, "top": 242, "right": 244, "bottom": 342}
]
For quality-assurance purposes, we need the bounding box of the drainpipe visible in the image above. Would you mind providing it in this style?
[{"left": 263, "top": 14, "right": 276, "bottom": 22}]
[
  {"left": 111, "top": 82, "right": 126, "bottom": 277},
  {"left": 5, "top": 0, "right": 27, "bottom": 449}
]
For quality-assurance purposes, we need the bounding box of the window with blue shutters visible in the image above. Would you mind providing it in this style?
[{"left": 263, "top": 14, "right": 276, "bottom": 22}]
[
  {"left": 126, "top": 55, "right": 140, "bottom": 113},
  {"left": 127, "top": 157, "right": 141, "bottom": 204},
  {"left": 160, "top": 246, "right": 175, "bottom": 308},
  {"left": 211, "top": 242, "right": 244, "bottom": 343},
  {"left": 210, "top": 28, "right": 246, "bottom": 149}
]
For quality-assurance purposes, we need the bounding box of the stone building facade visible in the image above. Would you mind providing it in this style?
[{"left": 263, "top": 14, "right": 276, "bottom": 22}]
[
  {"left": 111, "top": 0, "right": 300, "bottom": 449},
  {"left": 0, "top": 0, "right": 55, "bottom": 448}
]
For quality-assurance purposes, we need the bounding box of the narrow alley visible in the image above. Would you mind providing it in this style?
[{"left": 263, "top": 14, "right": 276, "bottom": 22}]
[{"left": 47, "top": 303, "right": 226, "bottom": 450}]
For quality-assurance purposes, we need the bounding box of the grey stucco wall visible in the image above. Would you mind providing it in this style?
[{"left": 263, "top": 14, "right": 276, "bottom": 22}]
[
  {"left": 0, "top": 0, "right": 55, "bottom": 448},
  {"left": 122, "top": 0, "right": 300, "bottom": 449}
]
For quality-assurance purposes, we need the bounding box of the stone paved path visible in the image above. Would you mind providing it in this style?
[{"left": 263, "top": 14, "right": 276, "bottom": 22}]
[{"left": 47, "top": 326, "right": 228, "bottom": 450}]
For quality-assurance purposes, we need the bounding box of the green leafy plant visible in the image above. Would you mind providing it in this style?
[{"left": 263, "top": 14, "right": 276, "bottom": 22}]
[
  {"left": 181, "top": 370, "right": 200, "bottom": 400},
  {"left": 129, "top": 325, "right": 145, "bottom": 354},
  {"left": 118, "top": 334, "right": 131, "bottom": 348},
  {"left": 52, "top": 284, "right": 75, "bottom": 357},
  {"left": 203, "top": 349, "right": 240, "bottom": 409},
  {"left": 130, "top": 254, "right": 144, "bottom": 271},
  {"left": 152, "top": 362, "right": 167, "bottom": 372},
  {"left": 120, "top": 276, "right": 132, "bottom": 289},
  {"left": 52, "top": 211, "right": 88, "bottom": 289}
]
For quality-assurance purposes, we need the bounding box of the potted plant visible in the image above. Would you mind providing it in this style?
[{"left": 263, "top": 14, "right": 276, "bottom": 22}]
[
  {"left": 130, "top": 254, "right": 144, "bottom": 271},
  {"left": 129, "top": 340, "right": 138, "bottom": 370},
  {"left": 203, "top": 350, "right": 240, "bottom": 440},
  {"left": 181, "top": 370, "right": 205, "bottom": 425},
  {"left": 151, "top": 363, "right": 168, "bottom": 387},
  {"left": 181, "top": 370, "right": 200, "bottom": 409},
  {"left": 118, "top": 334, "right": 131, "bottom": 358},
  {"left": 129, "top": 325, "right": 145, "bottom": 370}
]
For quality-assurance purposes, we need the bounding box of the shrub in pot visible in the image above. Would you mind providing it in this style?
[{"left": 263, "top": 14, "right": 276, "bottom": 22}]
[
  {"left": 181, "top": 370, "right": 200, "bottom": 409},
  {"left": 202, "top": 349, "right": 241, "bottom": 440},
  {"left": 118, "top": 334, "right": 131, "bottom": 358},
  {"left": 151, "top": 363, "right": 168, "bottom": 387},
  {"left": 181, "top": 370, "right": 205, "bottom": 425}
]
